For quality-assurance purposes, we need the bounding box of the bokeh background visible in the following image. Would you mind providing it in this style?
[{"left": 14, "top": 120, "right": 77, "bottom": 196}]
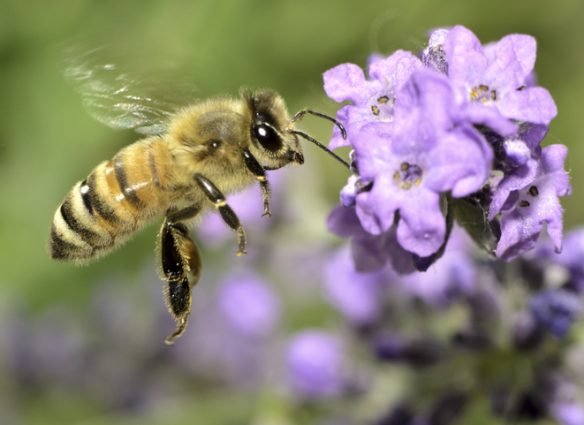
[{"left": 1, "top": 0, "right": 584, "bottom": 424}]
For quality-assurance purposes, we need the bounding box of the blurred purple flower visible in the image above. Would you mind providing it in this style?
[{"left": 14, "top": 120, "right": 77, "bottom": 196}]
[
  {"left": 323, "top": 50, "right": 422, "bottom": 149},
  {"left": 286, "top": 330, "right": 346, "bottom": 400},
  {"left": 530, "top": 289, "right": 582, "bottom": 338},
  {"left": 172, "top": 272, "right": 280, "bottom": 389},
  {"left": 552, "top": 402, "right": 584, "bottom": 425},
  {"left": 492, "top": 144, "right": 570, "bottom": 260},
  {"left": 217, "top": 273, "right": 281, "bottom": 340},
  {"left": 397, "top": 227, "right": 476, "bottom": 305},
  {"left": 327, "top": 204, "right": 415, "bottom": 273},
  {"left": 547, "top": 227, "right": 584, "bottom": 292},
  {"left": 442, "top": 25, "right": 557, "bottom": 125},
  {"left": 323, "top": 246, "right": 388, "bottom": 326}
]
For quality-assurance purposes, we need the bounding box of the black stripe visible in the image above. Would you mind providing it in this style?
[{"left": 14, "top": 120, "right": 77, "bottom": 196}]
[
  {"left": 86, "top": 172, "right": 121, "bottom": 224},
  {"left": 79, "top": 179, "right": 94, "bottom": 215},
  {"left": 49, "top": 227, "right": 85, "bottom": 260},
  {"left": 148, "top": 149, "right": 161, "bottom": 187},
  {"left": 114, "top": 157, "right": 144, "bottom": 207},
  {"left": 60, "top": 197, "right": 103, "bottom": 247}
]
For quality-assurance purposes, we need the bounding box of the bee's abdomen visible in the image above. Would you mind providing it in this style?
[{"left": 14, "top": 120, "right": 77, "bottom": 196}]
[{"left": 49, "top": 140, "right": 172, "bottom": 262}]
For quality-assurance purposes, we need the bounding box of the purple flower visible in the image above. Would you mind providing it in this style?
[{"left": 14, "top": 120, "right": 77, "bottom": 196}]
[
  {"left": 323, "top": 246, "right": 388, "bottom": 325},
  {"left": 529, "top": 289, "right": 582, "bottom": 338},
  {"left": 217, "top": 273, "right": 280, "bottom": 340},
  {"left": 286, "top": 330, "right": 346, "bottom": 400},
  {"left": 552, "top": 402, "right": 584, "bottom": 425},
  {"left": 327, "top": 204, "right": 415, "bottom": 273},
  {"left": 323, "top": 50, "right": 423, "bottom": 149},
  {"left": 545, "top": 228, "right": 584, "bottom": 292},
  {"left": 351, "top": 70, "right": 493, "bottom": 256},
  {"left": 397, "top": 227, "right": 476, "bottom": 305},
  {"left": 172, "top": 273, "right": 279, "bottom": 389},
  {"left": 441, "top": 25, "right": 557, "bottom": 126},
  {"left": 491, "top": 144, "right": 571, "bottom": 260}
]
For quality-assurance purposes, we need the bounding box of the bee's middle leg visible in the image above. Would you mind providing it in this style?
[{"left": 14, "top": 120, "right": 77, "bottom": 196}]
[
  {"left": 159, "top": 210, "right": 202, "bottom": 345},
  {"left": 242, "top": 149, "right": 271, "bottom": 217},
  {"left": 194, "top": 173, "right": 247, "bottom": 256}
]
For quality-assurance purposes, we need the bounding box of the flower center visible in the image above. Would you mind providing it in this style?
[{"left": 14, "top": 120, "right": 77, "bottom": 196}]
[
  {"left": 393, "top": 162, "right": 423, "bottom": 190},
  {"left": 519, "top": 185, "right": 539, "bottom": 208},
  {"left": 470, "top": 84, "right": 497, "bottom": 104},
  {"left": 370, "top": 95, "right": 394, "bottom": 117}
]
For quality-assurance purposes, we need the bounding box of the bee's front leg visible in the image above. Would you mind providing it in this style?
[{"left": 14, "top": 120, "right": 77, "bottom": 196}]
[
  {"left": 158, "top": 215, "right": 201, "bottom": 345},
  {"left": 194, "top": 173, "right": 247, "bottom": 256},
  {"left": 242, "top": 149, "right": 271, "bottom": 217}
]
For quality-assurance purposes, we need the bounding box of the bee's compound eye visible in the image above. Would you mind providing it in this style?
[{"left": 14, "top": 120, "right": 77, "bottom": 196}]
[{"left": 253, "top": 123, "right": 282, "bottom": 152}]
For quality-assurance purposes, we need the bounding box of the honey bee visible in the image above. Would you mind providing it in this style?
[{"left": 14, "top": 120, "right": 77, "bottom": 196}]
[{"left": 49, "top": 52, "right": 348, "bottom": 344}]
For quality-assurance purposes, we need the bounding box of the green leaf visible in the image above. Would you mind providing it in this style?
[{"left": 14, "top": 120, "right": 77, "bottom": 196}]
[{"left": 451, "top": 197, "right": 500, "bottom": 256}]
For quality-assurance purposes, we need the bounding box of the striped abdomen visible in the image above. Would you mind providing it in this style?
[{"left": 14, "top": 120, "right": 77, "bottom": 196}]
[{"left": 49, "top": 138, "right": 173, "bottom": 262}]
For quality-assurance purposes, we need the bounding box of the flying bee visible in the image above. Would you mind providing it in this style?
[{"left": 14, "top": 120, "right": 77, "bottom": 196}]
[{"left": 49, "top": 51, "right": 349, "bottom": 344}]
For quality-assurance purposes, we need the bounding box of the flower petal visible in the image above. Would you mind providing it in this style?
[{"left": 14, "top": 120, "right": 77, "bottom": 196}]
[
  {"left": 425, "top": 129, "right": 492, "bottom": 197},
  {"left": 368, "top": 50, "right": 423, "bottom": 89},
  {"left": 323, "top": 63, "right": 368, "bottom": 103},
  {"left": 327, "top": 204, "right": 365, "bottom": 238},
  {"left": 396, "top": 188, "right": 445, "bottom": 257},
  {"left": 393, "top": 70, "right": 455, "bottom": 154},
  {"left": 489, "top": 158, "right": 538, "bottom": 220},
  {"left": 459, "top": 102, "right": 518, "bottom": 136},
  {"left": 496, "top": 209, "right": 541, "bottom": 260},
  {"left": 486, "top": 34, "right": 537, "bottom": 90},
  {"left": 355, "top": 176, "right": 399, "bottom": 235},
  {"left": 443, "top": 25, "right": 488, "bottom": 85},
  {"left": 499, "top": 87, "right": 557, "bottom": 125},
  {"left": 496, "top": 34, "right": 537, "bottom": 80}
]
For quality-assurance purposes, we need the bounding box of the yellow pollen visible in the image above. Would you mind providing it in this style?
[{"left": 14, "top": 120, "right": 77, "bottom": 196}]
[
  {"left": 378, "top": 96, "right": 390, "bottom": 104},
  {"left": 371, "top": 105, "right": 380, "bottom": 116}
]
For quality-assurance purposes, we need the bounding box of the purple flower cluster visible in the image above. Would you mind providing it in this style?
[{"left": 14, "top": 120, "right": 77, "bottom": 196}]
[
  {"left": 320, "top": 226, "right": 584, "bottom": 424},
  {"left": 324, "top": 25, "right": 570, "bottom": 270}
]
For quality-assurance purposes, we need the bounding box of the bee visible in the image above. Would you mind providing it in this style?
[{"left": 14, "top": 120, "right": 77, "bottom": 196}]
[{"left": 49, "top": 52, "right": 348, "bottom": 344}]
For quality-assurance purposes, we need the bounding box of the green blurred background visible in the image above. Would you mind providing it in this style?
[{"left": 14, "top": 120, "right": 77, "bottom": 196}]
[{"left": 0, "top": 0, "right": 583, "bottom": 424}]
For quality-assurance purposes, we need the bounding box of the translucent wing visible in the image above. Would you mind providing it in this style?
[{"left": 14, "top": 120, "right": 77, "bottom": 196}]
[{"left": 64, "top": 45, "right": 198, "bottom": 136}]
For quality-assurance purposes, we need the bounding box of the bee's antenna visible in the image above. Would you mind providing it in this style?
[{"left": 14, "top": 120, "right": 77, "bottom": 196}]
[
  {"left": 289, "top": 130, "right": 351, "bottom": 170},
  {"left": 291, "top": 108, "right": 347, "bottom": 139}
]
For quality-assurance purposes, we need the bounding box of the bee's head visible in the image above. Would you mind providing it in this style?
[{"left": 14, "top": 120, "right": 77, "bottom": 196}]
[
  {"left": 243, "top": 89, "right": 303, "bottom": 170},
  {"left": 242, "top": 89, "right": 350, "bottom": 171}
]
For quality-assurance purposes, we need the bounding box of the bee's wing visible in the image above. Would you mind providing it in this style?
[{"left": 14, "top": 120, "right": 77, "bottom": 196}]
[{"left": 65, "top": 46, "right": 198, "bottom": 136}]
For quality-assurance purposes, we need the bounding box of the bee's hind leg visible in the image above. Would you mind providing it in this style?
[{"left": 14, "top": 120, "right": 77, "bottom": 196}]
[{"left": 158, "top": 210, "right": 202, "bottom": 345}]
